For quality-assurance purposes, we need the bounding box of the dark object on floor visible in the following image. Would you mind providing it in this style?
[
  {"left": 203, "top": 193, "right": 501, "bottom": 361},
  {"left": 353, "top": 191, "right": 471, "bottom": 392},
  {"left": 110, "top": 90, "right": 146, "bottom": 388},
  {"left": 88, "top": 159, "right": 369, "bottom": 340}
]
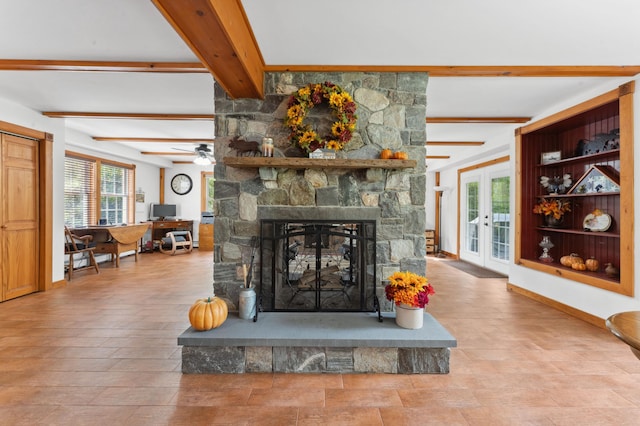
[{"left": 439, "top": 259, "right": 506, "bottom": 278}]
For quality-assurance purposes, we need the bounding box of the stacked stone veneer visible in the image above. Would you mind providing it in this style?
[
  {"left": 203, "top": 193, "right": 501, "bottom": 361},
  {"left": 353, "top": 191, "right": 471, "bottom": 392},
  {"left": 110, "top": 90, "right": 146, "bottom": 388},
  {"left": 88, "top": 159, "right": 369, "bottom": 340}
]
[{"left": 213, "top": 72, "right": 427, "bottom": 311}]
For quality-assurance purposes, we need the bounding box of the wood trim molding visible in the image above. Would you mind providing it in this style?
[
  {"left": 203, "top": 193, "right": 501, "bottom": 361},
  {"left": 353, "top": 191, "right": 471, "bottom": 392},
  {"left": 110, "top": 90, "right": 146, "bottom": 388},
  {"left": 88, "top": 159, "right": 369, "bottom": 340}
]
[
  {"left": 264, "top": 64, "right": 640, "bottom": 77},
  {"left": 141, "top": 152, "right": 195, "bottom": 156},
  {"left": 427, "top": 141, "right": 485, "bottom": 146},
  {"left": 518, "top": 81, "right": 635, "bottom": 135},
  {"left": 43, "top": 112, "right": 214, "bottom": 120},
  {"left": 427, "top": 117, "right": 531, "bottom": 124},
  {"left": 152, "top": 0, "right": 264, "bottom": 99},
  {"left": 0, "top": 59, "right": 206, "bottom": 73},
  {"left": 426, "top": 155, "right": 450, "bottom": 159},
  {"left": 507, "top": 283, "right": 606, "bottom": 329},
  {"left": 93, "top": 137, "right": 215, "bottom": 143}
]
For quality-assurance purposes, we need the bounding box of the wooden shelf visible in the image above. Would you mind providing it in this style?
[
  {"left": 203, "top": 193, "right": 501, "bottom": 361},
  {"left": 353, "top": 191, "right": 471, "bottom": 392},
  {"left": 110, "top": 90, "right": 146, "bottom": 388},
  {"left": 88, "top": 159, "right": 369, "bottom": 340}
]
[
  {"left": 519, "top": 258, "right": 620, "bottom": 285},
  {"left": 535, "top": 227, "right": 620, "bottom": 238},
  {"left": 537, "top": 192, "right": 619, "bottom": 198},
  {"left": 536, "top": 149, "right": 620, "bottom": 167},
  {"left": 223, "top": 157, "right": 417, "bottom": 170}
]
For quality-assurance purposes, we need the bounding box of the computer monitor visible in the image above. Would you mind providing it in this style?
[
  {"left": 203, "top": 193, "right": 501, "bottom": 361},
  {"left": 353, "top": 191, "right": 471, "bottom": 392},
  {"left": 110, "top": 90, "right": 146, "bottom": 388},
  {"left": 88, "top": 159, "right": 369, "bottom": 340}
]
[{"left": 151, "top": 203, "right": 177, "bottom": 220}]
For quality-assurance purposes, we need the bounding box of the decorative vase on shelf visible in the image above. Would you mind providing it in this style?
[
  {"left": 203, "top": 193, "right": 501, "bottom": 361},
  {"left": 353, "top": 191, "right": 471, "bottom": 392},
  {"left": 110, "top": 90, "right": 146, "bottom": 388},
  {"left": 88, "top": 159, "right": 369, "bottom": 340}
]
[
  {"left": 395, "top": 303, "right": 424, "bottom": 329},
  {"left": 544, "top": 215, "right": 563, "bottom": 228},
  {"left": 538, "top": 235, "right": 554, "bottom": 263}
]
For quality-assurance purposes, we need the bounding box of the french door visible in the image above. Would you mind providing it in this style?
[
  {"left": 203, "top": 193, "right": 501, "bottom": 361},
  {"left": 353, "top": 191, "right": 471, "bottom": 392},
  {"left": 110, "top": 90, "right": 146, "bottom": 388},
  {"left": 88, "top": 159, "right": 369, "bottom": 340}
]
[{"left": 459, "top": 163, "right": 510, "bottom": 275}]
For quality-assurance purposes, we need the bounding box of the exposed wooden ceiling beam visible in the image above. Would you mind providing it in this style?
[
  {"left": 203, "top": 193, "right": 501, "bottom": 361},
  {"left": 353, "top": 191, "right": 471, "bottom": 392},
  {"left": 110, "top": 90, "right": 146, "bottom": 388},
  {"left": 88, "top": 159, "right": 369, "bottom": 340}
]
[
  {"left": 427, "top": 117, "right": 531, "bottom": 124},
  {"left": 0, "top": 59, "right": 207, "bottom": 73},
  {"left": 141, "top": 152, "right": 194, "bottom": 156},
  {"left": 264, "top": 64, "right": 640, "bottom": 77},
  {"left": 426, "top": 141, "right": 485, "bottom": 146},
  {"left": 173, "top": 160, "right": 216, "bottom": 165},
  {"left": 426, "top": 155, "right": 451, "bottom": 159},
  {"left": 42, "top": 112, "right": 214, "bottom": 120},
  {"left": 152, "top": 0, "right": 264, "bottom": 99},
  {"left": 93, "top": 137, "right": 214, "bottom": 143},
  {"left": 2, "top": 60, "right": 637, "bottom": 78}
]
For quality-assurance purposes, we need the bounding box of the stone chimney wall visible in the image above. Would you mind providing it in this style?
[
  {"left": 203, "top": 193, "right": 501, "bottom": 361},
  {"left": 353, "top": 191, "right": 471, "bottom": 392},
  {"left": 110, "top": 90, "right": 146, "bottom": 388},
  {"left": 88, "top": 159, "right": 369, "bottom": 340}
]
[{"left": 213, "top": 72, "right": 428, "bottom": 311}]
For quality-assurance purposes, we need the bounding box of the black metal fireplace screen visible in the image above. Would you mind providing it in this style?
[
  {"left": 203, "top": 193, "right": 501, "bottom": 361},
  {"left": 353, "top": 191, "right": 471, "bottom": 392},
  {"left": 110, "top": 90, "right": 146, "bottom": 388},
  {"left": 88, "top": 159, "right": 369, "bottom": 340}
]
[{"left": 257, "top": 219, "right": 379, "bottom": 320}]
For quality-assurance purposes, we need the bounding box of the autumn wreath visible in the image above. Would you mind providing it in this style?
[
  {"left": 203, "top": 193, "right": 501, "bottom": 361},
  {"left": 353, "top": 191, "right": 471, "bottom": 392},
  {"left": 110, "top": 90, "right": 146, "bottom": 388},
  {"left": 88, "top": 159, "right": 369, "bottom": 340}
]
[{"left": 285, "top": 81, "right": 357, "bottom": 153}]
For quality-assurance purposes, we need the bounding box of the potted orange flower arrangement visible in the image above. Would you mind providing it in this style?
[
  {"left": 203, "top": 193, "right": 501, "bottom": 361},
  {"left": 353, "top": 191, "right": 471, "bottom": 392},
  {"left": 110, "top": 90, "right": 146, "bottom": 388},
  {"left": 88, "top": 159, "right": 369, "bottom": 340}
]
[
  {"left": 385, "top": 271, "right": 435, "bottom": 309},
  {"left": 533, "top": 197, "right": 571, "bottom": 227},
  {"left": 385, "top": 271, "right": 435, "bottom": 329}
]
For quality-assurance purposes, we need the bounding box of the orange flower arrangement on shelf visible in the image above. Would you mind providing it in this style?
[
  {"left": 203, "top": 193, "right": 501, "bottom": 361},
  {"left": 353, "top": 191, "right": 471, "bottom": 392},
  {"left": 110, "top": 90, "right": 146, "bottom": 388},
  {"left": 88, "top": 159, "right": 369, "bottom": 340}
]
[
  {"left": 533, "top": 198, "right": 571, "bottom": 220},
  {"left": 384, "top": 271, "right": 435, "bottom": 309}
]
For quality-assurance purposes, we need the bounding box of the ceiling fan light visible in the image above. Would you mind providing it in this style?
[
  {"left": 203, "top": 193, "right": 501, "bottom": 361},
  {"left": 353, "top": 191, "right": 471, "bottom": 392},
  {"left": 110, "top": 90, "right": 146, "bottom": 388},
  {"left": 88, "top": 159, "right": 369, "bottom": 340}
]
[{"left": 193, "top": 153, "right": 211, "bottom": 166}]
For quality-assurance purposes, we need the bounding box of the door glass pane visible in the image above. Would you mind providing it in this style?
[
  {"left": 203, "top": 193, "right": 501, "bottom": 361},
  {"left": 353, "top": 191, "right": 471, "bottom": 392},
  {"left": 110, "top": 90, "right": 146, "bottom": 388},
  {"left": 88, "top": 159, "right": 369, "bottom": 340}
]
[
  {"left": 466, "top": 182, "right": 479, "bottom": 253},
  {"left": 491, "top": 176, "right": 510, "bottom": 260}
]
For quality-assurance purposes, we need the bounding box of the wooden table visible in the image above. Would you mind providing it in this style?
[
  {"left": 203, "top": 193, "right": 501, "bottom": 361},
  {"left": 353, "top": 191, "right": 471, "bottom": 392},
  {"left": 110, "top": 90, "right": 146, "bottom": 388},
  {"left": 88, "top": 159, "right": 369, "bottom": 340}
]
[
  {"left": 606, "top": 311, "right": 640, "bottom": 361},
  {"left": 71, "top": 223, "right": 150, "bottom": 267}
]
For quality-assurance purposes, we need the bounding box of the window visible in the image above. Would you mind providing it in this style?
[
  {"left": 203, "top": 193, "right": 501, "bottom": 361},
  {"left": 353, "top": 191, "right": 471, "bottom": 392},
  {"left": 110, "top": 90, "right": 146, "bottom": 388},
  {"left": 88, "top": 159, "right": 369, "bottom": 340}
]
[
  {"left": 64, "top": 152, "right": 135, "bottom": 227},
  {"left": 201, "top": 171, "right": 214, "bottom": 212}
]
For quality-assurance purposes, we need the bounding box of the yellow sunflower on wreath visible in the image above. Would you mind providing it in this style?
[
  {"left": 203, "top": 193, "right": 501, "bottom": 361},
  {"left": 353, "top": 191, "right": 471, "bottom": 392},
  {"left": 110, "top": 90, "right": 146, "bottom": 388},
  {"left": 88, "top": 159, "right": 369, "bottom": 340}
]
[{"left": 285, "top": 81, "right": 357, "bottom": 153}]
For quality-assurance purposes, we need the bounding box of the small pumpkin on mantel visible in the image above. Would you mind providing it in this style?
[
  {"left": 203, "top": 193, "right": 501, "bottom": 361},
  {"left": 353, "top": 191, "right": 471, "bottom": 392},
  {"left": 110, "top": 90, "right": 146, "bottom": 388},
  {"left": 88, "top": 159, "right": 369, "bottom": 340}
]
[
  {"left": 380, "top": 149, "right": 393, "bottom": 159},
  {"left": 393, "top": 151, "right": 409, "bottom": 160},
  {"left": 188, "top": 296, "right": 228, "bottom": 331}
]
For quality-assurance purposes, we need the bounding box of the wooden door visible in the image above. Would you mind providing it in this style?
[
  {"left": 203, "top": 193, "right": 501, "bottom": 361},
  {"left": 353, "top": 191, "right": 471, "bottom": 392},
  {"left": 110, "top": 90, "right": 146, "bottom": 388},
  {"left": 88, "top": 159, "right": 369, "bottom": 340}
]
[{"left": 1, "top": 133, "right": 39, "bottom": 301}]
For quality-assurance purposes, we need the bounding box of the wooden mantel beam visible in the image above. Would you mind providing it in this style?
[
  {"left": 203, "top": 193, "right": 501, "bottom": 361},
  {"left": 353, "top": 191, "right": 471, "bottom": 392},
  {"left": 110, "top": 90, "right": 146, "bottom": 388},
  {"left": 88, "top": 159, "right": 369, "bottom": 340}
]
[{"left": 152, "top": 0, "right": 264, "bottom": 99}]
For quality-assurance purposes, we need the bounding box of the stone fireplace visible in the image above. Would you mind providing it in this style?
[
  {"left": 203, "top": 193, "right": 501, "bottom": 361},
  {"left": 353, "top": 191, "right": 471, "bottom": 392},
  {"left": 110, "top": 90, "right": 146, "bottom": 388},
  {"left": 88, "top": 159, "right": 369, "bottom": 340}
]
[{"left": 213, "top": 72, "right": 428, "bottom": 313}]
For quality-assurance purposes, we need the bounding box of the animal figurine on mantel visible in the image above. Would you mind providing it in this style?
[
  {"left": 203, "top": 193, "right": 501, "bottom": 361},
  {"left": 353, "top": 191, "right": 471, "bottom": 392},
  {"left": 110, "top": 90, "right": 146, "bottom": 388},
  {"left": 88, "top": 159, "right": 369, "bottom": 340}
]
[{"left": 229, "top": 136, "right": 261, "bottom": 157}]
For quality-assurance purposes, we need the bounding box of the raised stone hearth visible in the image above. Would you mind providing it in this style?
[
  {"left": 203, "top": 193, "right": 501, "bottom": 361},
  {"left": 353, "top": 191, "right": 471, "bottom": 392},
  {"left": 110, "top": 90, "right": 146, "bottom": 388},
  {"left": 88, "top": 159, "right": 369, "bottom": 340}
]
[{"left": 179, "top": 312, "right": 456, "bottom": 374}]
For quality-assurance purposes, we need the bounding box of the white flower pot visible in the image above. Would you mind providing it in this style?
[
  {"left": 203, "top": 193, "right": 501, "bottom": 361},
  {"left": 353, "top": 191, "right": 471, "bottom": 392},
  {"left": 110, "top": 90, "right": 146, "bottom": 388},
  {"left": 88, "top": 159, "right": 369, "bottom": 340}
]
[{"left": 395, "top": 303, "right": 424, "bottom": 329}]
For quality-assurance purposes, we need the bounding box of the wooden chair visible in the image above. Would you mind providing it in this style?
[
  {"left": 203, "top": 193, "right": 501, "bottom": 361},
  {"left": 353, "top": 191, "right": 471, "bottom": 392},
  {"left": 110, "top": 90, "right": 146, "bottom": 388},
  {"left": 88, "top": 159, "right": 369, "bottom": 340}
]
[
  {"left": 64, "top": 226, "right": 100, "bottom": 280},
  {"left": 158, "top": 231, "right": 193, "bottom": 255}
]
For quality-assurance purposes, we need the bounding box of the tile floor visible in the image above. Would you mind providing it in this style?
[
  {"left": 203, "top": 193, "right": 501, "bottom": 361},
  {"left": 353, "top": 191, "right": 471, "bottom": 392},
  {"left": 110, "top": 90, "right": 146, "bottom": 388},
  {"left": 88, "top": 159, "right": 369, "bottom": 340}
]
[{"left": 0, "top": 251, "right": 639, "bottom": 425}]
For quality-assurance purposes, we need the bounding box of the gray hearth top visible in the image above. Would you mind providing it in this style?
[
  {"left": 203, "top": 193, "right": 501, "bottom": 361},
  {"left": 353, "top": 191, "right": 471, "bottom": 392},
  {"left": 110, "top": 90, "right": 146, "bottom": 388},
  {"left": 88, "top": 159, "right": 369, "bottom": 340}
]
[{"left": 178, "top": 312, "right": 457, "bottom": 349}]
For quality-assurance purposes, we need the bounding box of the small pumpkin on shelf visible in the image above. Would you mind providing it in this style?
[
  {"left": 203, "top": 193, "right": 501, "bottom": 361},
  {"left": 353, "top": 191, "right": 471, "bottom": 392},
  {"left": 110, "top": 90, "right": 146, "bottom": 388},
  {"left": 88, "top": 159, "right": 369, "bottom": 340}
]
[
  {"left": 585, "top": 257, "right": 599, "bottom": 272},
  {"left": 188, "top": 296, "right": 228, "bottom": 331},
  {"left": 571, "top": 262, "right": 587, "bottom": 271},
  {"left": 560, "top": 253, "right": 583, "bottom": 267}
]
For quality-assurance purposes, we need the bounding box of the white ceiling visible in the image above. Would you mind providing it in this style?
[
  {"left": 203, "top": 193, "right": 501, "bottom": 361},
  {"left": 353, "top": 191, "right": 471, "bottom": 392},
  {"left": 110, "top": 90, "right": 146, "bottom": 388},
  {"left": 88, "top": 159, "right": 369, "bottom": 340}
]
[{"left": 1, "top": 0, "right": 639, "bottom": 169}]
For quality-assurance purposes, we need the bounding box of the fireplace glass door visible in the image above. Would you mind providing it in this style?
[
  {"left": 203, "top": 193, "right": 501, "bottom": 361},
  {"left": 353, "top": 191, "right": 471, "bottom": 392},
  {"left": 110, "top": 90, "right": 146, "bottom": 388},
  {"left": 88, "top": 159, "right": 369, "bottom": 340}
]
[{"left": 259, "top": 219, "right": 376, "bottom": 313}]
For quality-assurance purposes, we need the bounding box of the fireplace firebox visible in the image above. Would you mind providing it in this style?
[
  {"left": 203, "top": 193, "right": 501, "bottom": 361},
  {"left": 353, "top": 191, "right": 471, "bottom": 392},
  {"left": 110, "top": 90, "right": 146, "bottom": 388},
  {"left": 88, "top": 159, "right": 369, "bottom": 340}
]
[{"left": 257, "top": 218, "right": 379, "bottom": 320}]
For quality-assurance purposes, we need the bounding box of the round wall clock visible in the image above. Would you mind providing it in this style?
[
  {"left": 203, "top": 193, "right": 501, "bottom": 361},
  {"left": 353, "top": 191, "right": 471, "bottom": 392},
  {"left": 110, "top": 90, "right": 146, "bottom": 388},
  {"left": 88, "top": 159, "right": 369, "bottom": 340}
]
[{"left": 171, "top": 173, "right": 193, "bottom": 195}]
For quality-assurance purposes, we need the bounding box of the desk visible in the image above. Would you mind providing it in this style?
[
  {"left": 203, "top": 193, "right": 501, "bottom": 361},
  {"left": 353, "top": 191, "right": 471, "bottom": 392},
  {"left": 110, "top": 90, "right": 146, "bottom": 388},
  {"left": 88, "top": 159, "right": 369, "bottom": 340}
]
[
  {"left": 606, "top": 311, "right": 640, "bottom": 361},
  {"left": 151, "top": 220, "right": 194, "bottom": 245},
  {"left": 71, "top": 223, "right": 150, "bottom": 267}
]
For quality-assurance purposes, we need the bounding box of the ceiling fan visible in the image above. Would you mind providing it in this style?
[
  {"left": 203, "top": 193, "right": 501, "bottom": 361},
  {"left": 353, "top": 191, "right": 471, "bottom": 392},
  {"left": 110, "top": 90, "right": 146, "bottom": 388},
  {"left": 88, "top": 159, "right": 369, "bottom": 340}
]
[{"left": 173, "top": 143, "right": 214, "bottom": 165}]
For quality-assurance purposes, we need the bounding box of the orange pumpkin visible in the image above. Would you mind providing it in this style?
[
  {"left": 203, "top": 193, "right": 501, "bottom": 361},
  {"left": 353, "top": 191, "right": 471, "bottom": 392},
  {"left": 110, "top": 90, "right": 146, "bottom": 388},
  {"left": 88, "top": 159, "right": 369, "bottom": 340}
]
[
  {"left": 188, "top": 296, "right": 228, "bottom": 331},
  {"left": 560, "top": 253, "right": 583, "bottom": 267},
  {"left": 380, "top": 149, "right": 393, "bottom": 159},
  {"left": 585, "top": 257, "right": 599, "bottom": 272},
  {"left": 572, "top": 262, "right": 587, "bottom": 271},
  {"left": 393, "top": 151, "right": 408, "bottom": 160}
]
